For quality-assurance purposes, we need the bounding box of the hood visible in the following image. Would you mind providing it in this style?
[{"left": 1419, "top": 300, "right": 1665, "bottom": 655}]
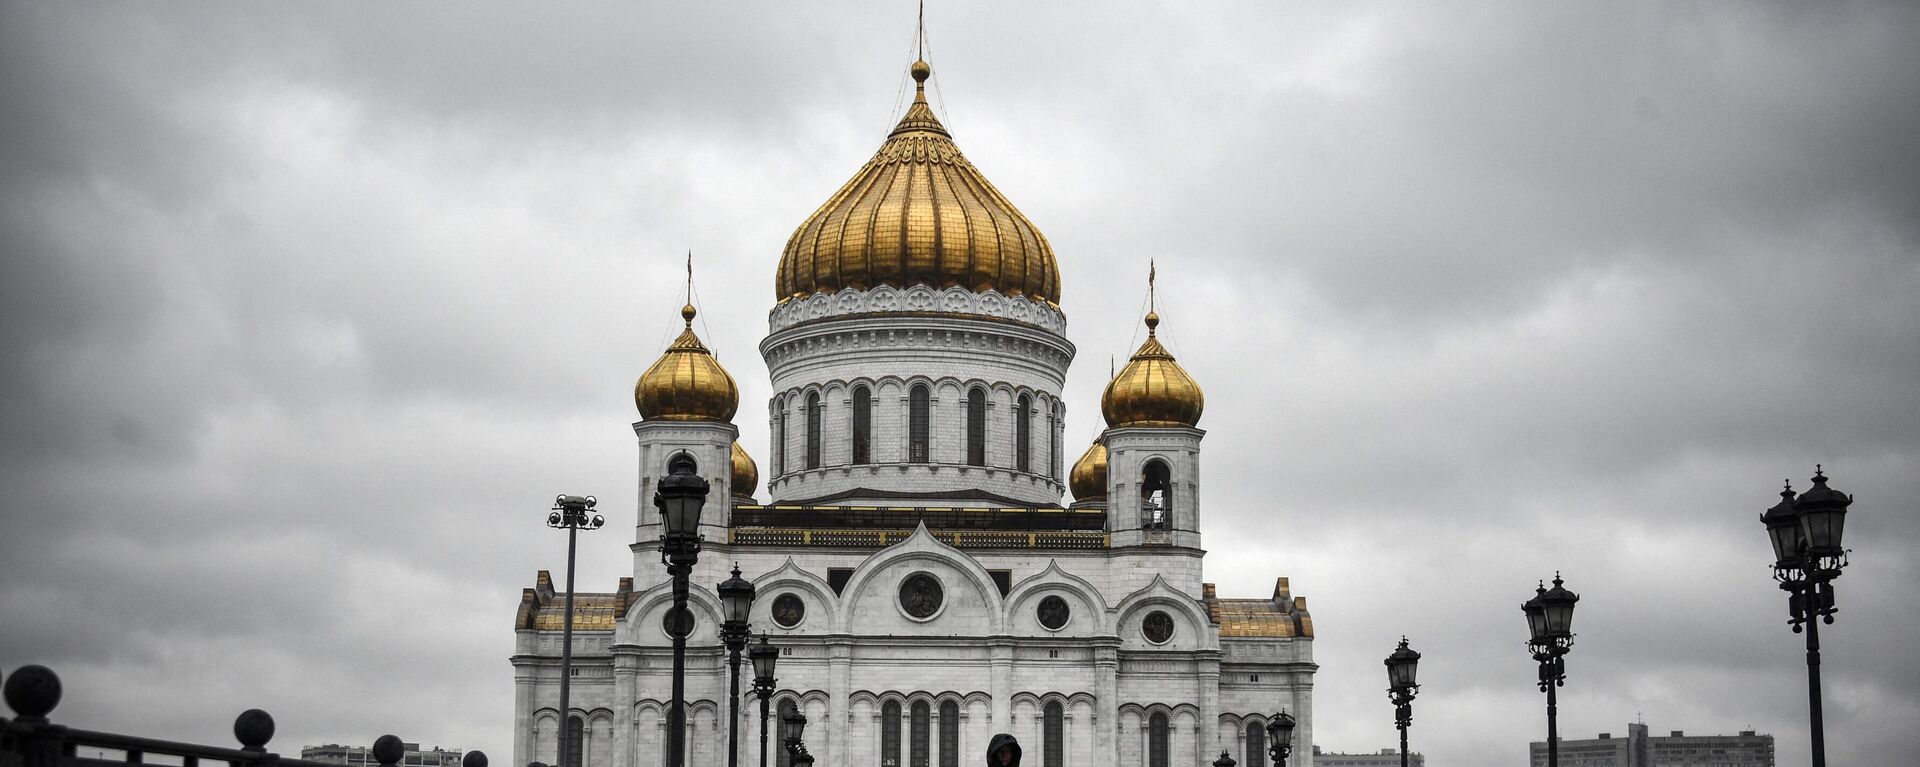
[{"left": 985, "top": 733, "right": 1022, "bottom": 766}]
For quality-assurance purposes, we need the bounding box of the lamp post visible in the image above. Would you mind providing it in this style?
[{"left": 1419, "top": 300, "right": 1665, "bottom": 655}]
[
  {"left": 1214, "top": 752, "right": 1237, "bottom": 767},
  {"left": 782, "top": 710, "right": 812, "bottom": 767},
  {"left": 546, "top": 494, "right": 604, "bottom": 767},
  {"left": 1264, "top": 709, "right": 1295, "bottom": 767},
  {"left": 655, "top": 453, "right": 710, "bottom": 767},
  {"left": 1760, "top": 467, "right": 1853, "bottom": 767},
  {"left": 1384, "top": 636, "right": 1421, "bottom": 767},
  {"left": 749, "top": 635, "right": 780, "bottom": 767},
  {"left": 1522, "top": 574, "right": 1579, "bottom": 767},
  {"left": 718, "top": 565, "right": 758, "bottom": 767}
]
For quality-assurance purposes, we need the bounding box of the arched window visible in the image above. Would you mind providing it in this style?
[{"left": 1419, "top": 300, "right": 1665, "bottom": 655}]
[
  {"left": 852, "top": 385, "right": 872, "bottom": 465},
  {"left": 775, "top": 398, "right": 788, "bottom": 475},
  {"left": 1245, "top": 720, "right": 1267, "bottom": 767},
  {"left": 1147, "top": 712, "right": 1169, "bottom": 767},
  {"left": 910, "top": 701, "right": 931, "bottom": 767},
  {"left": 909, "top": 385, "right": 931, "bottom": 463},
  {"left": 1015, "top": 394, "right": 1032, "bottom": 472},
  {"left": 1141, "top": 459, "right": 1172, "bottom": 530},
  {"left": 777, "top": 700, "right": 799, "bottom": 767},
  {"left": 805, "top": 391, "right": 822, "bottom": 470},
  {"left": 938, "top": 700, "right": 959, "bottom": 767},
  {"left": 965, "top": 388, "right": 987, "bottom": 466},
  {"left": 1042, "top": 701, "right": 1064, "bottom": 767},
  {"left": 882, "top": 700, "right": 902, "bottom": 766},
  {"left": 1047, "top": 401, "right": 1060, "bottom": 479},
  {"left": 563, "top": 716, "right": 583, "bottom": 767}
]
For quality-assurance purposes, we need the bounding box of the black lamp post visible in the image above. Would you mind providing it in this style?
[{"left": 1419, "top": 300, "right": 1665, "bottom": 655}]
[
  {"left": 1214, "top": 751, "right": 1237, "bottom": 767},
  {"left": 1761, "top": 467, "right": 1853, "bottom": 767},
  {"left": 1264, "top": 709, "right": 1295, "bottom": 767},
  {"left": 1522, "top": 573, "right": 1579, "bottom": 767},
  {"left": 655, "top": 453, "right": 710, "bottom": 767},
  {"left": 782, "top": 710, "right": 812, "bottom": 767},
  {"left": 749, "top": 635, "right": 780, "bottom": 767},
  {"left": 546, "top": 494, "right": 604, "bottom": 767},
  {"left": 1384, "top": 636, "right": 1421, "bottom": 767},
  {"left": 718, "top": 565, "right": 758, "bottom": 767}
]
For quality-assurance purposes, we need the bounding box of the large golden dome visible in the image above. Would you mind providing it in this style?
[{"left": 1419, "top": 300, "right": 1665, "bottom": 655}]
[
  {"left": 730, "top": 441, "right": 758, "bottom": 500},
  {"left": 634, "top": 304, "right": 739, "bottom": 422},
  {"left": 774, "top": 60, "right": 1061, "bottom": 305},
  {"left": 1101, "top": 311, "right": 1204, "bottom": 427},
  {"left": 1068, "top": 437, "right": 1108, "bottom": 501}
]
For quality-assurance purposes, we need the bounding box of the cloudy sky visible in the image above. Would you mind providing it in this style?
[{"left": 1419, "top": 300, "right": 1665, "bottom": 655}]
[{"left": 4, "top": 2, "right": 1917, "bottom": 765}]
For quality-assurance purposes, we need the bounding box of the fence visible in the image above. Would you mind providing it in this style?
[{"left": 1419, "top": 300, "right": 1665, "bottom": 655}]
[{"left": 1, "top": 666, "right": 487, "bottom": 767}]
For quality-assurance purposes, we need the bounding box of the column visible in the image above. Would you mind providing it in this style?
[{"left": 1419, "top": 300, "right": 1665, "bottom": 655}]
[
  {"left": 1196, "top": 656, "right": 1219, "bottom": 767},
  {"left": 831, "top": 643, "right": 851, "bottom": 767},
  {"left": 1094, "top": 643, "right": 1119, "bottom": 766},
  {"left": 1291, "top": 674, "right": 1314, "bottom": 767},
  {"left": 990, "top": 642, "right": 1013, "bottom": 733},
  {"left": 613, "top": 657, "right": 637, "bottom": 767}
]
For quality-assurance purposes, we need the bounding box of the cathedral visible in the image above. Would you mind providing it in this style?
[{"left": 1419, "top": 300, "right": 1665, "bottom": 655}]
[{"left": 510, "top": 55, "right": 1319, "bottom": 767}]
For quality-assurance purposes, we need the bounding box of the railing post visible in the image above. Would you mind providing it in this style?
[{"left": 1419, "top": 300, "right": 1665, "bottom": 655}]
[
  {"left": 3, "top": 665, "right": 67, "bottom": 767},
  {"left": 232, "top": 709, "right": 278, "bottom": 767},
  {"left": 373, "top": 736, "right": 405, "bottom": 767}
]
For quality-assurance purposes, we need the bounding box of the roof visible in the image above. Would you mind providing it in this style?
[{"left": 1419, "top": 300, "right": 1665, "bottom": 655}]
[
  {"left": 514, "top": 570, "right": 631, "bottom": 631},
  {"left": 1204, "top": 578, "right": 1314, "bottom": 638}
]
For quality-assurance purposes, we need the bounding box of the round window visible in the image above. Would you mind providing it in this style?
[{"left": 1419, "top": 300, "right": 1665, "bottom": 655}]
[
  {"left": 1142, "top": 610, "right": 1175, "bottom": 644},
  {"left": 772, "top": 593, "right": 806, "bottom": 628},
  {"left": 899, "top": 572, "right": 945, "bottom": 619},
  {"left": 1037, "top": 595, "right": 1071, "bottom": 631}
]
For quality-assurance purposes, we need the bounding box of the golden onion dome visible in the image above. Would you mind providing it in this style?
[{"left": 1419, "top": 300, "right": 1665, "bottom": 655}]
[
  {"left": 1101, "top": 311, "right": 1204, "bottom": 427},
  {"left": 774, "top": 59, "right": 1061, "bottom": 305},
  {"left": 634, "top": 304, "right": 739, "bottom": 422},
  {"left": 730, "top": 441, "right": 759, "bottom": 499},
  {"left": 1068, "top": 437, "right": 1109, "bottom": 502}
]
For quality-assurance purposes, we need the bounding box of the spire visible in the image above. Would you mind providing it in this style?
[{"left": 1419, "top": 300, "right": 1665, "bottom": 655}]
[
  {"left": 682, "top": 250, "right": 696, "bottom": 327},
  {"left": 1146, "top": 260, "right": 1160, "bottom": 334}
]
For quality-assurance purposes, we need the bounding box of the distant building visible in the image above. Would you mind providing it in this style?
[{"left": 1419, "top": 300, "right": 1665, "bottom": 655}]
[
  {"left": 1529, "top": 723, "right": 1773, "bottom": 767},
  {"left": 302, "top": 743, "right": 465, "bottom": 767},
  {"left": 1312, "top": 746, "right": 1424, "bottom": 767}
]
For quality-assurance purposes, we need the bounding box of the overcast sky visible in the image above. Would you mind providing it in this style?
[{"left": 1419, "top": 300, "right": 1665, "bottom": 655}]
[{"left": 3, "top": 2, "right": 1917, "bottom": 765}]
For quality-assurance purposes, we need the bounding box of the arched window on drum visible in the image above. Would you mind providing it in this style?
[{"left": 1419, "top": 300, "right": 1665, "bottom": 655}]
[{"left": 909, "top": 385, "right": 931, "bottom": 463}]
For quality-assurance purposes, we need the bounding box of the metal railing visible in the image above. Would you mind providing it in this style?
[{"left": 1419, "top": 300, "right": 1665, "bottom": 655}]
[
  {"left": 732, "top": 505, "right": 1105, "bottom": 532},
  {"left": 2, "top": 666, "right": 486, "bottom": 767}
]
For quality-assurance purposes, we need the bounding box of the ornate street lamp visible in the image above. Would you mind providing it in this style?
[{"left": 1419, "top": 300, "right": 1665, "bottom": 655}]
[
  {"left": 655, "top": 453, "right": 710, "bottom": 767},
  {"left": 718, "top": 565, "right": 758, "bottom": 767},
  {"left": 782, "top": 710, "right": 812, "bottom": 767},
  {"left": 1264, "top": 709, "right": 1295, "bottom": 767},
  {"left": 749, "top": 635, "right": 780, "bottom": 767},
  {"left": 1522, "top": 574, "right": 1579, "bottom": 767},
  {"left": 1384, "top": 636, "right": 1421, "bottom": 767},
  {"left": 1760, "top": 467, "right": 1853, "bottom": 767},
  {"left": 1214, "top": 751, "right": 1237, "bottom": 767},
  {"left": 546, "top": 494, "right": 604, "bottom": 767}
]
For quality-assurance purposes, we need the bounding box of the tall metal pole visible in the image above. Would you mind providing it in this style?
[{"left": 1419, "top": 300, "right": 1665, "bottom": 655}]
[
  {"left": 1804, "top": 582, "right": 1825, "bottom": 767},
  {"left": 1544, "top": 677, "right": 1558, "bottom": 767},
  {"left": 547, "top": 494, "right": 601, "bottom": 767},
  {"left": 728, "top": 644, "right": 743, "bottom": 767},
  {"left": 758, "top": 689, "right": 772, "bottom": 767},
  {"left": 557, "top": 523, "right": 577, "bottom": 767},
  {"left": 667, "top": 559, "right": 691, "bottom": 767}
]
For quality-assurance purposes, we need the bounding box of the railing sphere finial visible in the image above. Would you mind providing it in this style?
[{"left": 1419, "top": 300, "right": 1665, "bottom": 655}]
[
  {"left": 463, "top": 752, "right": 489, "bottom": 767},
  {"left": 234, "top": 708, "right": 276, "bottom": 751},
  {"left": 3, "top": 664, "right": 62, "bottom": 721},
  {"left": 373, "top": 735, "right": 406, "bottom": 766}
]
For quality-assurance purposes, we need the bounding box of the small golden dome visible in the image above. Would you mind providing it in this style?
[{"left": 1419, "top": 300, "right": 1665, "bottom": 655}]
[
  {"left": 1101, "top": 311, "right": 1204, "bottom": 427},
  {"left": 730, "top": 441, "right": 759, "bottom": 499},
  {"left": 1068, "top": 437, "right": 1108, "bottom": 501},
  {"left": 775, "top": 59, "right": 1061, "bottom": 305},
  {"left": 634, "top": 304, "right": 739, "bottom": 422}
]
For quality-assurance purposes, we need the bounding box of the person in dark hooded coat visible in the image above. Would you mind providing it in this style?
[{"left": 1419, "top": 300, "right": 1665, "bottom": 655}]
[{"left": 985, "top": 733, "right": 1022, "bottom": 766}]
